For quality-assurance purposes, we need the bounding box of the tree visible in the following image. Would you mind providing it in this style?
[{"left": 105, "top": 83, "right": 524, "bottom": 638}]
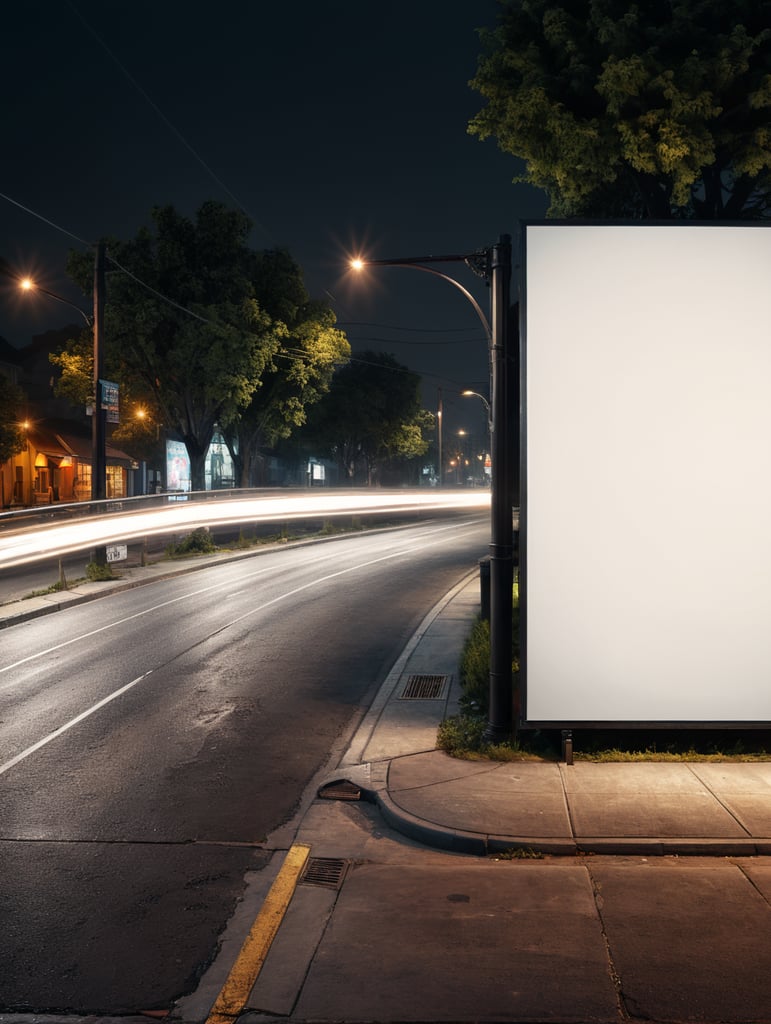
[
  {"left": 223, "top": 250, "right": 350, "bottom": 486},
  {"left": 65, "top": 202, "right": 294, "bottom": 490},
  {"left": 0, "top": 371, "right": 24, "bottom": 509},
  {"left": 303, "top": 352, "right": 433, "bottom": 486},
  {"left": 469, "top": 0, "right": 771, "bottom": 218}
]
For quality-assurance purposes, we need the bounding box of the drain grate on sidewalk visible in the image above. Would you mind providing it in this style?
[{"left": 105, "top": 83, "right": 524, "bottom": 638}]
[
  {"left": 299, "top": 857, "right": 349, "bottom": 890},
  {"left": 399, "top": 673, "right": 449, "bottom": 700}
]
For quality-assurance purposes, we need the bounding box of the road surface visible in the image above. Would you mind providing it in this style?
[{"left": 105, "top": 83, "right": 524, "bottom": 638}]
[{"left": 0, "top": 516, "right": 488, "bottom": 1013}]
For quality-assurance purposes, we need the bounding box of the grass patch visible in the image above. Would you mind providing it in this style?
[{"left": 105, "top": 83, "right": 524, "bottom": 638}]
[
  {"left": 225, "top": 527, "right": 294, "bottom": 550},
  {"left": 440, "top": 578, "right": 771, "bottom": 762},
  {"left": 24, "top": 580, "right": 71, "bottom": 598},
  {"left": 490, "top": 847, "right": 544, "bottom": 860},
  {"left": 223, "top": 516, "right": 368, "bottom": 553}
]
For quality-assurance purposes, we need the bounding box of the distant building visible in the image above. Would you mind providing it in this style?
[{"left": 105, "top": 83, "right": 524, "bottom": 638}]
[{"left": 2, "top": 418, "right": 134, "bottom": 507}]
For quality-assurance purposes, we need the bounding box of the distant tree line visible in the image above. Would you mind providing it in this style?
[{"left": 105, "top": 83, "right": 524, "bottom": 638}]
[{"left": 53, "top": 201, "right": 434, "bottom": 489}]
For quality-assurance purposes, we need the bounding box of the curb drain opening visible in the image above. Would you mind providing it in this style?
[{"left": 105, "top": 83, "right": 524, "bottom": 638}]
[
  {"left": 318, "top": 779, "right": 362, "bottom": 801},
  {"left": 400, "top": 673, "right": 449, "bottom": 700},
  {"left": 299, "top": 857, "right": 349, "bottom": 889}
]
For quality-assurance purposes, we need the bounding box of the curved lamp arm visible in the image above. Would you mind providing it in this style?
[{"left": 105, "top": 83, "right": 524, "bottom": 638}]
[
  {"left": 19, "top": 278, "right": 92, "bottom": 326},
  {"left": 377, "top": 263, "right": 492, "bottom": 340}
]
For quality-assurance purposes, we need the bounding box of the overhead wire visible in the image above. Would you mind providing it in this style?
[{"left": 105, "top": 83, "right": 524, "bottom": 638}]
[
  {"left": 64, "top": 0, "right": 276, "bottom": 248},
  {"left": 0, "top": 190, "right": 92, "bottom": 248},
  {"left": 3, "top": 2, "right": 279, "bottom": 335},
  {"left": 8, "top": 5, "right": 467, "bottom": 404},
  {"left": 336, "top": 321, "right": 479, "bottom": 334}
]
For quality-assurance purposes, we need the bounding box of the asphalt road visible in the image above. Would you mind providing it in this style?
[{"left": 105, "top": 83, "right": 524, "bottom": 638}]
[{"left": 0, "top": 516, "right": 489, "bottom": 1014}]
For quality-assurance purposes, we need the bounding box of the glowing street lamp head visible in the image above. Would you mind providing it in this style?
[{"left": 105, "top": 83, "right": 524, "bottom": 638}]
[
  {"left": 19, "top": 277, "right": 35, "bottom": 291},
  {"left": 350, "top": 258, "right": 365, "bottom": 271}
]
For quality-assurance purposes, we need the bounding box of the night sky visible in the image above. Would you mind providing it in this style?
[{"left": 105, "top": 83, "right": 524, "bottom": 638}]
[{"left": 2, "top": 1, "right": 546, "bottom": 441}]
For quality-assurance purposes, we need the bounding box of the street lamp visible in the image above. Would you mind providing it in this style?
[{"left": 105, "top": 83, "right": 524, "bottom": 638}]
[
  {"left": 18, "top": 278, "right": 92, "bottom": 327},
  {"left": 463, "top": 390, "right": 492, "bottom": 487},
  {"left": 15, "top": 242, "right": 108, "bottom": 506},
  {"left": 455, "top": 429, "right": 468, "bottom": 486},
  {"left": 350, "top": 237, "right": 514, "bottom": 740},
  {"left": 462, "top": 389, "right": 491, "bottom": 430}
]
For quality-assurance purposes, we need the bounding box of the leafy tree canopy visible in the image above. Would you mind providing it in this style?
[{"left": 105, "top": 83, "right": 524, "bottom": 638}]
[
  {"left": 224, "top": 249, "right": 350, "bottom": 486},
  {"left": 469, "top": 0, "right": 771, "bottom": 217},
  {"left": 62, "top": 202, "right": 344, "bottom": 489},
  {"left": 0, "top": 371, "right": 24, "bottom": 464},
  {"left": 304, "top": 352, "right": 433, "bottom": 485}
]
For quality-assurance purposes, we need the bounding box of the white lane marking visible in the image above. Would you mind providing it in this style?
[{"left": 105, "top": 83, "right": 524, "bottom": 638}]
[
  {"left": 0, "top": 519, "right": 482, "bottom": 678},
  {"left": 0, "top": 520, "right": 484, "bottom": 774},
  {"left": 0, "top": 672, "right": 152, "bottom": 776},
  {"left": 0, "top": 562, "right": 280, "bottom": 677},
  {"left": 0, "top": 543, "right": 353, "bottom": 678}
]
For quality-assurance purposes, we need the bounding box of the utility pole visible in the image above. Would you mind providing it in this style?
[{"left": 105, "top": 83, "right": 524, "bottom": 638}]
[
  {"left": 437, "top": 387, "right": 443, "bottom": 486},
  {"left": 91, "top": 240, "right": 108, "bottom": 567},
  {"left": 92, "top": 240, "right": 106, "bottom": 502}
]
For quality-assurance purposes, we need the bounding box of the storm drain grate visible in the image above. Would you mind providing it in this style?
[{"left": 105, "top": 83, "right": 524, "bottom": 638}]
[
  {"left": 299, "top": 857, "right": 349, "bottom": 890},
  {"left": 399, "top": 673, "right": 449, "bottom": 700}
]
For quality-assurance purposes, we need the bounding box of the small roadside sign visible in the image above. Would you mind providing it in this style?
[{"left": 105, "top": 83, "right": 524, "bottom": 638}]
[
  {"left": 106, "top": 544, "right": 127, "bottom": 563},
  {"left": 100, "top": 379, "right": 120, "bottom": 424}
]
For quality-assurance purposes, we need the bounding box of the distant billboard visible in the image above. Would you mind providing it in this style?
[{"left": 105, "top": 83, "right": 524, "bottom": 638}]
[
  {"left": 166, "top": 440, "right": 191, "bottom": 492},
  {"left": 520, "top": 223, "right": 771, "bottom": 727}
]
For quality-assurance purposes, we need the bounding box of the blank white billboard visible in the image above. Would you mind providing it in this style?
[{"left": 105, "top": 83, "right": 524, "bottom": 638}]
[{"left": 521, "top": 223, "right": 771, "bottom": 726}]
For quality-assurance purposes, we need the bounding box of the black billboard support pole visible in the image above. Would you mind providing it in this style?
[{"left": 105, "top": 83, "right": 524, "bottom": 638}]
[
  {"left": 351, "top": 238, "right": 514, "bottom": 739},
  {"left": 484, "top": 234, "right": 513, "bottom": 741}
]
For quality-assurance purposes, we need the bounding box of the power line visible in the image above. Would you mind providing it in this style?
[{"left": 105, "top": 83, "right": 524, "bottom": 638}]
[
  {"left": 104, "top": 252, "right": 214, "bottom": 325},
  {"left": 0, "top": 190, "right": 92, "bottom": 248},
  {"left": 336, "top": 321, "right": 480, "bottom": 334},
  {"left": 347, "top": 334, "right": 485, "bottom": 347},
  {"left": 65, "top": 0, "right": 276, "bottom": 248}
]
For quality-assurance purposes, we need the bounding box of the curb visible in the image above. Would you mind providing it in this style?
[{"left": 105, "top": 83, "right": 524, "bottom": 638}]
[{"left": 376, "top": 787, "right": 771, "bottom": 858}]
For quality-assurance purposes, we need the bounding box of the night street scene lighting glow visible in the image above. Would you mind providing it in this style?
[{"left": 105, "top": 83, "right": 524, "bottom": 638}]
[{"left": 0, "top": 490, "right": 490, "bottom": 570}]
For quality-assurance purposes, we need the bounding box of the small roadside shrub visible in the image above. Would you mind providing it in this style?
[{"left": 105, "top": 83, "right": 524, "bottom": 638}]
[
  {"left": 167, "top": 527, "right": 216, "bottom": 557},
  {"left": 458, "top": 617, "right": 491, "bottom": 711},
  {"left": 437, "top": 714, "right": 488, "bottom": 754},
  {"left": 85, "top": 561, "right": 114, "bottom": 582}
]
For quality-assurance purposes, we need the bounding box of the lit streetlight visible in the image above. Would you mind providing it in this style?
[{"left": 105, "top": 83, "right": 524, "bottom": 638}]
[
  {"left": 18, "top": 277, "right": 92, "bottom": 326},
  {"left": 15, "top": 243, "right": 108, "bottom": 507},
  {"left": 462, "top": 388, "right": 491, "bottom": 428},
  {"left": 350, "top": 237, "right": 514, "bottom": 740}
]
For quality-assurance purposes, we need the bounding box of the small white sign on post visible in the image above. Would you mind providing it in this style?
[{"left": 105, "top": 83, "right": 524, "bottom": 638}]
[{"left": 106, "top": 544, "right": 127, "bottom": 563}]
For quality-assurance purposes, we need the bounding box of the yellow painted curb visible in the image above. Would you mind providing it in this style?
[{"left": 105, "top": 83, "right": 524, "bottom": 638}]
[{"left": 206, "top": 842, "right": 311, "bottom": 1024}]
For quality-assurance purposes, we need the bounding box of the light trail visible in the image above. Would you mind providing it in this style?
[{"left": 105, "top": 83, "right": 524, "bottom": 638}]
[
  {"left": 0, "top": 521, "right": 484, "bottom": 769},
  {"left": 0, "top": 489, "right": 490, "bottom": 569}
]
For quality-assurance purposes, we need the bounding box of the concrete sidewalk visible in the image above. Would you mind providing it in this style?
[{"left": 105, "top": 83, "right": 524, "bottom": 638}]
[
  {"left": 223, "top": 576, "right": 771, "bottom": 1024},
  {"left": 316, "top": 573, "right": 771, "bottom": 858}
]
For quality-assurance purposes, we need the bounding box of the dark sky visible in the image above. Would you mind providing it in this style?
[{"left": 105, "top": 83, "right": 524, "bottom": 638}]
[{"left": 2, "top": 0, "right": 546, "bottom": 441}]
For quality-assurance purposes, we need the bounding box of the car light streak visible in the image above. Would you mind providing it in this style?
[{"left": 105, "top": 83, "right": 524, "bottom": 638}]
[
  {"left": 0, "top": 519, "right": 484, "bottom": 680},
  {"left": 0, "top": 522, "right": 483, "bottom": 773},
  {"left": 0, "top": 490, "right": 490, "bottom": 569}
]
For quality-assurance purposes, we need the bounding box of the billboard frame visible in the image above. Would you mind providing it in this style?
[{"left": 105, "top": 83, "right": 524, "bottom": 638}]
[{"left": 519, "top": 220, "right": 771, "bottom": 730}]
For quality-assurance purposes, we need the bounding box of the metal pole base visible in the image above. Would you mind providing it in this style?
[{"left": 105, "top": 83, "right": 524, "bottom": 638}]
[{"left": 561, "top": 730, "right": 574, "bottom": 765}]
